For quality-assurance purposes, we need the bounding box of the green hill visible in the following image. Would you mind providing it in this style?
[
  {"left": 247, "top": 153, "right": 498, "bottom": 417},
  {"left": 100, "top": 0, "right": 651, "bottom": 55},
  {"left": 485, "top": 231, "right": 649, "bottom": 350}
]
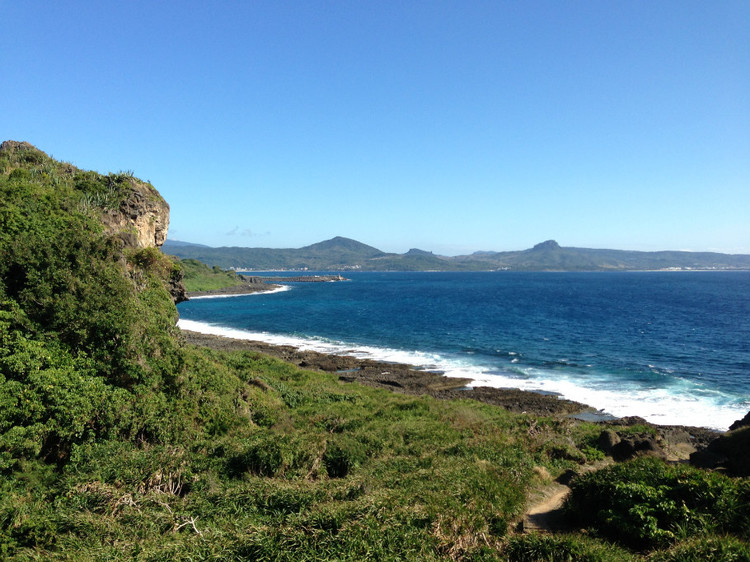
[
  {"left": 164, "top": 237, "right": 750, "bottom": 271},
  {"left": 178, "top": 258, "right": 250, "bottom": 292},
  {"left": 1, "top": 141, "right": 748, "bottom": 560}
]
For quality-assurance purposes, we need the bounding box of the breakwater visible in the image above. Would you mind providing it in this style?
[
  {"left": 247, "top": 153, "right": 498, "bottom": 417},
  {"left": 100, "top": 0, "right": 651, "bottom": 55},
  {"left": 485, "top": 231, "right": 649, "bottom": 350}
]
[{"left": 241, "top": 274, "right": 347, "bottom": 283}]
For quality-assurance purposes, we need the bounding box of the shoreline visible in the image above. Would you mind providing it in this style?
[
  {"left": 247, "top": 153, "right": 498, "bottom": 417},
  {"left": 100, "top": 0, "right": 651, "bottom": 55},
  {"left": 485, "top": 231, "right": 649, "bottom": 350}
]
[
  {"left": 186, "top": 283, "right": 283, "bottom": 299},
  {"left": 179, "top": 328, "right": 595, "bottom": 416},
  {"left": 178, "top": 327, "right": 724, "bottom": 452},
  {"left": 176, "top": 314, "right": 744, "bottom": 431},
  {"left": 185, "top": 274, "right": 347, "bottom": 299}
]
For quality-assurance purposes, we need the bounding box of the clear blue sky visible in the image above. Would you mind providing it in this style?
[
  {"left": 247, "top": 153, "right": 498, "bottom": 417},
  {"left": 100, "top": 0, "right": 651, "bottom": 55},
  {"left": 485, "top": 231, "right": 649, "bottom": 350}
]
[{"left": 3, "top": 1, "right": 748, "bottom": 255}]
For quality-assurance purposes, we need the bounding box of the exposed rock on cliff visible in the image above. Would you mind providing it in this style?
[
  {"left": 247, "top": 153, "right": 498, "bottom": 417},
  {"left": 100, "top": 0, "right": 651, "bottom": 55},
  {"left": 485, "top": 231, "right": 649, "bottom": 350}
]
[
  {"left": 1, "top": 140, "right": 169, "bottom": 251},
  {"left": 100, "top": 179, "right": 170, "bottom": 249},
  {"left": 0, "top": 140, "right": 183, "bottom": 301}
]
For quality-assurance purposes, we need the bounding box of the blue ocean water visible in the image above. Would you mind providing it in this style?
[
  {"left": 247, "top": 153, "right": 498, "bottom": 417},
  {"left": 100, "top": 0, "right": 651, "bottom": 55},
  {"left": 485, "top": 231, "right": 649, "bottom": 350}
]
[{"left": 178, "top": 271, "right": 750, "bottom": 430}]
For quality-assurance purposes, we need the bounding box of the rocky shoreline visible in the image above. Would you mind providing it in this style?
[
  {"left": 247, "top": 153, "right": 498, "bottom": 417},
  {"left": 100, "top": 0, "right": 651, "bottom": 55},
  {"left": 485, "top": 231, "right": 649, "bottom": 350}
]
[
  {"left": 186, "top": 283, "right": 281, "bottom": 299},
  {"left": 186, "top": 275, "right": 346, "bottom": 299},
  {"left": 180, "top": 329, "right": 729, "bottom": 462},
  {"left": 180, "top": 330, "right": 589, "bottom": 415}
]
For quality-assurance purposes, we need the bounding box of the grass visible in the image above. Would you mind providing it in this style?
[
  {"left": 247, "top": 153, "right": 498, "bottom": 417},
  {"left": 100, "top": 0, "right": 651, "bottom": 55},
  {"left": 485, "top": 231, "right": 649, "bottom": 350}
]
[
  {"left": 5, "top": 345, "right": 746, "bottom": 560},
  {"left": 176, "top": 258, "right": 250, "bottom": 292},
  {"left": 1, "top": 347, "right": 534, "bottom": 559}
]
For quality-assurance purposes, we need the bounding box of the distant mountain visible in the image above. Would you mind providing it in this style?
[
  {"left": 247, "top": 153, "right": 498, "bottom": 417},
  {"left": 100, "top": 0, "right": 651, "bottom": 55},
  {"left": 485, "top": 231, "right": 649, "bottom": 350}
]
[
  {"left": 454, "top": 240, "right": 750, "bottom": 271},
  {"left": 162, "top": 238, "right": 750, "bottom": 272},
  {"left": 300, "top": 236, "right": 385, "bottom": 261}
]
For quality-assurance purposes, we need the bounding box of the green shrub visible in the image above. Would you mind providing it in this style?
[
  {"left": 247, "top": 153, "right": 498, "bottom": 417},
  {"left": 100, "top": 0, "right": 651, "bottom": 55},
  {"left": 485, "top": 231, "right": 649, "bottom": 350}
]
[
  {"left": 566, "top": 456, "right": 750, "bottom": 550},
  {"left": 323, "top": 435, "right": 368, "bottom": 478},
  {"left": 227, "top": 433, "right": 317, "bottom": 478}
]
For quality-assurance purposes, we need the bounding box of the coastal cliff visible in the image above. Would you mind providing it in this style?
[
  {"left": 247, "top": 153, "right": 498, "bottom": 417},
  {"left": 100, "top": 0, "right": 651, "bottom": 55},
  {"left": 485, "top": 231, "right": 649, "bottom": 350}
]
[
  {"left": 1, "top": 140, "right": 170, "bottom": 250},
  {"left": 0, "top": 140, "right": 185, "bottom": 302}
]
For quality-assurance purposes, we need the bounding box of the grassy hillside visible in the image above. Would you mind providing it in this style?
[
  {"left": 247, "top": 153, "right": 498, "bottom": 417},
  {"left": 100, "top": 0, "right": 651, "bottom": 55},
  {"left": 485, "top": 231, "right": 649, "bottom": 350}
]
[
  {"left": 1, "top": 142, "right": 748, "bottom": 560},
  {"left": 177, "top": 258, "right": 249, "bottom": 292}
]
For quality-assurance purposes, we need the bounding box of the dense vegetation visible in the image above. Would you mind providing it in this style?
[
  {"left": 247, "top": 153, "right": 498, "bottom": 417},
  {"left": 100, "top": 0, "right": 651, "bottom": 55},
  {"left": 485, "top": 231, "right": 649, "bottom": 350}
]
[
  {"left": 567, "top": 457, "right": 750, "bottom": 553},
  {"left": 1, "top": 142, "right": 748, "bottom": 560}
]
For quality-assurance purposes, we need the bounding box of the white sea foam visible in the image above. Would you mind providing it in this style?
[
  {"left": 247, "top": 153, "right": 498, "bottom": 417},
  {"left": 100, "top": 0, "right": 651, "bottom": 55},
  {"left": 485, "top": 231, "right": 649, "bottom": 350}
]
[
  {"left": 188, "top": 285, "right": 290, "bottom": 300},
  {"left": 177, "top": 319, "right": 747, "bottom": 431}
]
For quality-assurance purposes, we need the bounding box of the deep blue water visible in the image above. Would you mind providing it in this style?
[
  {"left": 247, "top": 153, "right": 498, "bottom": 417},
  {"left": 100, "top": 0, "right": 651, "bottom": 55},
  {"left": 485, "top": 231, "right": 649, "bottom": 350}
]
[{"left": 178, "top": 271, "right": 750, "bottom": 430}]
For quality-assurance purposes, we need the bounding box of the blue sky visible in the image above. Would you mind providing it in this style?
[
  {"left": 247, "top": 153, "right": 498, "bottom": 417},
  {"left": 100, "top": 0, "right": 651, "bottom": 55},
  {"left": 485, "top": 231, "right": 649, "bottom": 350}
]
[{"left": 3, "top": 1, "right": 748, "bottom": 255}]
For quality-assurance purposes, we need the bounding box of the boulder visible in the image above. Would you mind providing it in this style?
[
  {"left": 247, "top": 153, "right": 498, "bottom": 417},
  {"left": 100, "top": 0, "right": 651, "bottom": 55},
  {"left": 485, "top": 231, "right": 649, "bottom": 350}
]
[
  {"left": 597, "top": 429, "right": 620, "bottom": 454},
  {"left": 612, "top": 437, "right": 665, "bottom": 462},
  {"left": 692, "top": 426, "right": 750, "bottom": 476}
]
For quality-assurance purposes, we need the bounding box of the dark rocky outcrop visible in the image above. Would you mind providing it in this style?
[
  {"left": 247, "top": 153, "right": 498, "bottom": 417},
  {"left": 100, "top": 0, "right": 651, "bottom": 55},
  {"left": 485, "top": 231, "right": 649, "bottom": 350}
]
[
  {"left": 594, "top": 422, "right": 719, "bottom": 463},
  {"left": 597, "top": 429, "right": 621, "bottom": 454},
  {"left": 729, "top": 411, "right": 750, "bottom": 431},
  {"left": 690, "top": 426, "right": 750, "bottom": 476},
  {"left": 611, "top": 436, "right": 665, "bottom": 462}
]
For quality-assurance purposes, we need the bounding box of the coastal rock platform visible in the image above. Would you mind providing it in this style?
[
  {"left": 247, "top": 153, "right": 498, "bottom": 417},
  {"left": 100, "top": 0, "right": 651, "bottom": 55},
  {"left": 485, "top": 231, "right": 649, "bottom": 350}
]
[
  {"left": 180, "top": 329, "right": 724, "bottom": 462},
  {"left": 181, "top": 330, "right": 595, "bottom": 416}
]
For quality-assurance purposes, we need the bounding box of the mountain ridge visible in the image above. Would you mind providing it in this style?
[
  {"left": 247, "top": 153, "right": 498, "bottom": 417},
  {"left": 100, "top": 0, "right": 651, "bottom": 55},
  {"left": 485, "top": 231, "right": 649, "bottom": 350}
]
[{"left": 163, "top": 237, "right": 750, "bottom": 272}]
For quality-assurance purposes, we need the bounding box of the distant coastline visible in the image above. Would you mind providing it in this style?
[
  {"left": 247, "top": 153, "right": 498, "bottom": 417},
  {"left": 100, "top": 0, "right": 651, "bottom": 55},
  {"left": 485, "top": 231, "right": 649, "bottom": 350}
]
[
  {"left": 186, "top": 274, "right": 347, "bottom": 299},
  {"left": 164, "top": 237, "right": 750, "bottom": 272}
]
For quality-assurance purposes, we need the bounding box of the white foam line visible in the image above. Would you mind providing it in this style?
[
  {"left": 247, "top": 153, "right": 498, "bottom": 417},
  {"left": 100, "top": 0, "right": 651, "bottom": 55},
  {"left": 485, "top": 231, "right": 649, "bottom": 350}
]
[
  {"left": 464, "top": 370, "right": 746, "bottom": 431},
  {"left": 177, "top": 319, "right": 745, "bottom": 431},
  {"left": 188, "top": 285, "right": 290, "bottom": 299}
]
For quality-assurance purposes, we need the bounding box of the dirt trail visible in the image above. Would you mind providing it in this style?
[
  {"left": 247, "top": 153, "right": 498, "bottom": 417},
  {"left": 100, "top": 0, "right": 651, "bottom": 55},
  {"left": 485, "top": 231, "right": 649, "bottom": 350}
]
[
  {"left": 521, "top": 460, "right": 613, "bottom": 533},
  {"left": 522, "top": 482, "right": 571, "bottom": 532}
]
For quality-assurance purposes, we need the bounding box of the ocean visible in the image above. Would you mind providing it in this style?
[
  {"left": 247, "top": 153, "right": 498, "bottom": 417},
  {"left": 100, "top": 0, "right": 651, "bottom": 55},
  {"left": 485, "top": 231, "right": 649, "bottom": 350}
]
[{"left": 177, "top": 271, "right": 750, "bottom": 431}]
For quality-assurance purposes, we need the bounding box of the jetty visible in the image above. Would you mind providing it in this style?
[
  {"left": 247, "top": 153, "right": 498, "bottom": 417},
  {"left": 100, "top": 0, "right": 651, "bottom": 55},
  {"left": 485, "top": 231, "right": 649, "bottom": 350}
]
[{"left": 240, "top": 274, "right": 348, "bottom": 283}]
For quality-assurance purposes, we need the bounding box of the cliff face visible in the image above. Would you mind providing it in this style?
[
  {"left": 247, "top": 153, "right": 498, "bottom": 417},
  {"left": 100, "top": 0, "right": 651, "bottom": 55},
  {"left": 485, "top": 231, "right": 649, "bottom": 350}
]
[
  {"left": 0, "top": 140, "right": 169, "bottom": 251},
  {"left": 0, "top": 140, "right": 185, "bottom": 301},
  {"left": 100, "top": 178, "right": 170, "bottom": 249}
]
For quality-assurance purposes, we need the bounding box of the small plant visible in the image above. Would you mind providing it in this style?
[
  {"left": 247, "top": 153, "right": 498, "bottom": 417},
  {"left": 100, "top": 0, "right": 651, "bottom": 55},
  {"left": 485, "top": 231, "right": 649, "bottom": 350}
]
[
  {"left": 323, "top": 435, "right": 367, "bottom": 478},
  {"left": 504, "top": 533, "right": 635, "bottom": 561},
  {"left": 649, "top": 535, "right": 750, "bottom": 561}
]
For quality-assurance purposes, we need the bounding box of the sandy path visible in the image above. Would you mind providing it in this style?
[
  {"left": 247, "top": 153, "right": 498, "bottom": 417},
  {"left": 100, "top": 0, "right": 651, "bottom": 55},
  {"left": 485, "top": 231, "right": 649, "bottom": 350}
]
[
  {"left": 521, "top": 460, "right": 613, "bottom": 533},
  {"left": 521, "top": 482, "right": 571, "bottom": 533}
]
